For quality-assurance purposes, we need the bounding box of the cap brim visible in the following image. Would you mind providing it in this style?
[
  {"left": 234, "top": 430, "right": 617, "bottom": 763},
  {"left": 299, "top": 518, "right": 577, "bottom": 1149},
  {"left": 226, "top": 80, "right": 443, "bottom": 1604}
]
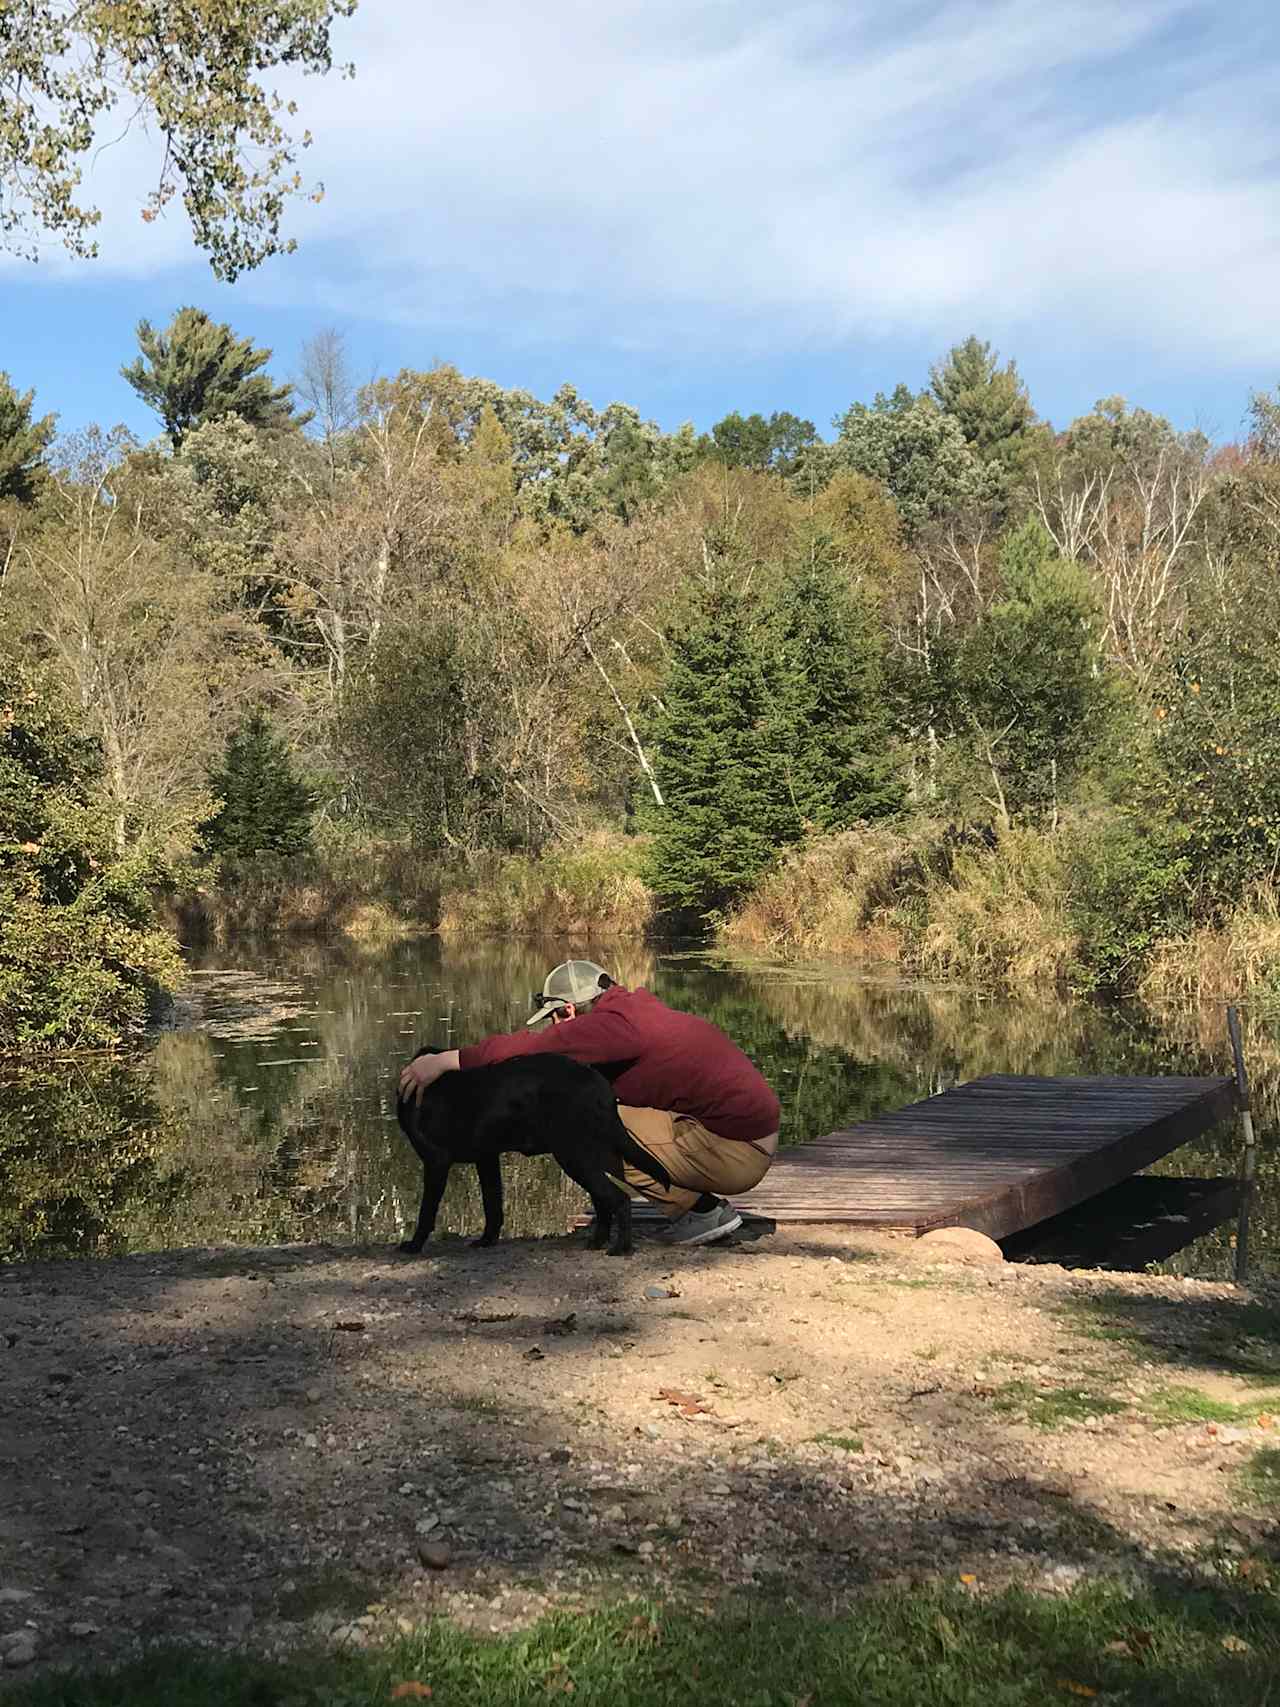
[{"left": 526, "top": 1001, "right": 561, "bottom": 1028}]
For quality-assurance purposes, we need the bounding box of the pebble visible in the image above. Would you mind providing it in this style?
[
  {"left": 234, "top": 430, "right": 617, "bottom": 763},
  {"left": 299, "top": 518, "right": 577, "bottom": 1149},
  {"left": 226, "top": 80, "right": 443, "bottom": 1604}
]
[
  {"left": 418, "top": 1541, "right": 452, "bottom": 1570},
  {"left": 69, "top": 1622, "right": 99, "bottom": 1638},
  {"left": 1, "top": 1634, "right": 37, "bottom": 1668},
  {"left": 415, "top": 1515, "right": 440, "bottom": 1535}
]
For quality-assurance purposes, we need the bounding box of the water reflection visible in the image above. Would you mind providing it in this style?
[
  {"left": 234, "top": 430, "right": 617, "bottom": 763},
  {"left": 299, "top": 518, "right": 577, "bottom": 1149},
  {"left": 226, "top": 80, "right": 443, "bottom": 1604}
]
[{"left": 1, "top": 937, "right": 1275, "bottom": 1277}]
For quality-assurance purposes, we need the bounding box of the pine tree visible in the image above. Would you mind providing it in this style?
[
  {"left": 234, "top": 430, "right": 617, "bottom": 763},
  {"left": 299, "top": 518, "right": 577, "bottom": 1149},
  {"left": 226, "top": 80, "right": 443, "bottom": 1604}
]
[
  {"left": 767, "top": 535, "right": 903, "bottom": 830},
  {"left": 929, "top": 336, "right": 1035, "bottom": 469},
  {"left": 122, "top": 307, "right": 303, "bottom": 447},
  {"left": 0, "top": 371, "right": 55, "bottom": 503},
  {"left": 957, "top": 521, "right": 1106, "bottom": 823},
  {"left": 645, "top": 582, "right": 799, "bottom": 918},
  {"left": 204, "top": 712, "right": 316, "bottom": 858}
]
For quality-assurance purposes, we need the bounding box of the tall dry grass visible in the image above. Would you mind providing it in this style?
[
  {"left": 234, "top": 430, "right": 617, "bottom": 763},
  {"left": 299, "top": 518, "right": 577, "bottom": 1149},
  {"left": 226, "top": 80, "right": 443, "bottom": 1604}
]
[
  {"left": 915, "top": 826, "right": 1079, "bottom": 989},
  {"left": 169, "top": 839, "right": 440, "bottom": 944},
  {"left": 722, "top": 826, "right": 919, "bottom": 962},
  {"left": 1141, "top": 882, "right": 1280, "bottom": 1001},
  {"left": 437, "top": 832, "right": 655, "bottom": 940}
]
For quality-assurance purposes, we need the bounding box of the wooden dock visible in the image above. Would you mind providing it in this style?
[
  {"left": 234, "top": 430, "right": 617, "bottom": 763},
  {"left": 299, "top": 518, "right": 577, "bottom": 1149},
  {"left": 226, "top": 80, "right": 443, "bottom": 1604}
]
[{"left": 725, "top": 1074, "right": 1239, "bottom": 1241}]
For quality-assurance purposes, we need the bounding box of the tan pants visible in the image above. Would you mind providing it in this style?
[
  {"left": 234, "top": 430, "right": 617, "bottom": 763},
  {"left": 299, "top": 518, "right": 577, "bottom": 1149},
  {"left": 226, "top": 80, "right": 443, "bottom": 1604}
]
[{"left": 618, "top": 1105, "right": 779, "bottom": 1219}]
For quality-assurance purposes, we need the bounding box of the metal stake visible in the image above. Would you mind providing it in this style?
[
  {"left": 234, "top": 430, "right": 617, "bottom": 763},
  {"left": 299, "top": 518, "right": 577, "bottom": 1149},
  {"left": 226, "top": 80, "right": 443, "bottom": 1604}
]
[{"left": 1227, "top": 1005, "right": 1257, "bottom": 1286}]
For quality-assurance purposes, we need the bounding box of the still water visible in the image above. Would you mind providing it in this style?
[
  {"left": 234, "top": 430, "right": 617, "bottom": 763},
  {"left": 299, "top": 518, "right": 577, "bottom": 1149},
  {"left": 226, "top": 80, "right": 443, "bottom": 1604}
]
[{"left": 2, "top": 937, "right": 1275, "bottom": 1277}]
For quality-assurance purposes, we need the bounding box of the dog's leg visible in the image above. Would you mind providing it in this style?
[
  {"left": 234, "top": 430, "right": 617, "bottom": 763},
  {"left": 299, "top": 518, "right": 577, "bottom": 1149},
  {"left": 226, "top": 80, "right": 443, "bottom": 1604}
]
[
  {"left": 472, "top": 1156, "right": 504, "bottom": 1248},
  {"left": 555, "top": 1150, "right": 633, "bottom": 1255},
  {"left": 400, "top": 1158, "right": 450, "bottom": 1255}
]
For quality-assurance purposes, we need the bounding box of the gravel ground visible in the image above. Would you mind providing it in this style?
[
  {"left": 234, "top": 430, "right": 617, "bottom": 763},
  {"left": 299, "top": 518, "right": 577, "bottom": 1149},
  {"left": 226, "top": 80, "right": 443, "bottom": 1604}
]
[{"left": 2, "top": 1228, "right": 1278, "bottom": 1681}]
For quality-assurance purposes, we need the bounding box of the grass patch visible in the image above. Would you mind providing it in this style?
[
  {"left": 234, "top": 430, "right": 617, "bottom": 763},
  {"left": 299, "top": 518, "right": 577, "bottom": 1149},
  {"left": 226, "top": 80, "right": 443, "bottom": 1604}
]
[
  {"left": 1241, "top": 1447, "right": 1280, "bottom": 1506},
  {"left": 11, "top": 1585, "right": 1280, "bottom": 1707},
  {"left": 810, "top": 1433, "right": 866, "bottom": 1453},
  {"left": 1140, "top": 1385, "right": 1280, "bottom": 1427},
  {"left": 1055, "top": 1295, "right": 1280, "bottom": 1385},
  {"left": 988, "top": 1381, "right": 1126, "bottom": 1431}
]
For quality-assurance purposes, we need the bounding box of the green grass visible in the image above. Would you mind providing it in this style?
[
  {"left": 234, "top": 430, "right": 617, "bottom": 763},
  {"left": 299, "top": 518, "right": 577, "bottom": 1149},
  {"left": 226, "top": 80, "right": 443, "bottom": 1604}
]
[
  {"left": 1241, "top": 1446, "right": 1280, "bottom": 1506},
  {"left": 1056, "top": 1296, "right": 1280, "bottom": 1385},
  {"left": 1141, "top": 1385, "right": 1280, "bottom": 1426},
  {"left": 987, "top": 1381, "right": 1126, "bottom": 1431},
  {"left": 810, "top": 1432, "right": 866, "bottom": 1452},
  {"left": 10, "top": 1585, "right": 1280, "bottom": 1707}
]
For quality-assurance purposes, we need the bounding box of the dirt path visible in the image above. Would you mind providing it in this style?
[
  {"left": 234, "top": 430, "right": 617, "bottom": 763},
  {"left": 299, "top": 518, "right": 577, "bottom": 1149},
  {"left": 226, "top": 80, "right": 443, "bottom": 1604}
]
[{"left": 3, "top": 1229, "right": 1279, "bottom": 1681}]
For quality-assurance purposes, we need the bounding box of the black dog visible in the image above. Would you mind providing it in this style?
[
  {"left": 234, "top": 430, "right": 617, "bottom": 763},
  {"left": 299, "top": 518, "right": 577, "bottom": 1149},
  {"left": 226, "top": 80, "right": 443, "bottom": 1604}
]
[{"left": 395, "top": 1049, "right": 671, "bottom": 1256}]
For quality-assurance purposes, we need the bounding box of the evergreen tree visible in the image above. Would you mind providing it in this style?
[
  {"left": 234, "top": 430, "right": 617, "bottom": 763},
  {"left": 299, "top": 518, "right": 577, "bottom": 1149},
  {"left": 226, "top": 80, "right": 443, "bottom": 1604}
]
[
  {"left": 767, "top": 535, "right": 903, "bottom": 829},
  {"left": 122, "top": 307, "right": 303, "bottom": 447},
  {"left": 929, "top": 336, "right": 1035, "bottom": 468},
  {"left": 645, "top": 582, "right": 799, "bottom": 917},
  {"left": 204, "top": 711, "right": 316, "bottom": 858},
  {"left": 0, "top": 371, "right": 55, "bottom": 503},
  {"left": 956, "top": 521, "right": 1106, "bottom": 823}
]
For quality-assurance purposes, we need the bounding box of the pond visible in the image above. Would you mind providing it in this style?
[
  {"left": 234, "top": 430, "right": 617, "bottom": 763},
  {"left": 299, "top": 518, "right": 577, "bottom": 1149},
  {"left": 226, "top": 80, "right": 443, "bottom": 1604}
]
[{"left": 2, "top": 936, "right": 1276, "bottom": 1278}]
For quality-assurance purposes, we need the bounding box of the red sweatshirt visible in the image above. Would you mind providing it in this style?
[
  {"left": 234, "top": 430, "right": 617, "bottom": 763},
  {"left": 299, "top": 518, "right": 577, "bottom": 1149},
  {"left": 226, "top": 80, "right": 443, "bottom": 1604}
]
[{"left": 457, "top": 985, "right": 780, "bottom": 1141}]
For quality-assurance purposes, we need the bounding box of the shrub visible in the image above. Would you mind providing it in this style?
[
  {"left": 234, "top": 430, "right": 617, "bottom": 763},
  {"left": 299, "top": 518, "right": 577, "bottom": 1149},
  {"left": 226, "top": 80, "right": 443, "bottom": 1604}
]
[
  {"left": 0, "top": 665, "right": 184, "bottom": 1051},
  {"left": 1064, "top": 815, "right": 1191, "bottom": 993}
]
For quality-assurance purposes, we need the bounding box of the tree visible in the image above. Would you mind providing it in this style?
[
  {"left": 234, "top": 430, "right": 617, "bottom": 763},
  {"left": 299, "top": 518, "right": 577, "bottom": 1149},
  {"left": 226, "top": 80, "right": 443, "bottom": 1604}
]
[
  {"left": 204, "top": 711, "right": 317, "bottom": 859},
  {"left": 0, "top": 661, "right": 184, "bottom": 1052},
  {"left": 955, "top": 521, "right": 1107, "bottom": 825},
  {"left": 122, "top": 307, "right": 302, "bottom": 447},
  {"left": 703, "top": 410, "right": 818, "bottom": 476},
  {"left": 0, "top": 0, "right": 357, "bottom": 279},
  {"left": 767, "top": 535, "right": 903, "bottom": 831},
  {"left": 834, "top": 385, "right": 994, "bottom": 538},
  {"left": 645, "top": 581, "right": 799, "bottom": 918},
  {"left": 929, "top": 336, "right": 1035, "bottom": 469},
  {"left": 0, "top": 372, "right": 55, "bottom": 503},
  {"left": 13, "top": 425, "right": 257, "bottom": 839}
]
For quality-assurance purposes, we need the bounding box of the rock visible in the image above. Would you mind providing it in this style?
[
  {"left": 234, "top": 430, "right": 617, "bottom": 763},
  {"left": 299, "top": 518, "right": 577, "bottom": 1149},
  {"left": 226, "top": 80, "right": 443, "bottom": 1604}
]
[
  {"left": 0, "top": 1590, "right": 34, "bottom": 1604},
  {"left": 414, "top": 1515, "right": 440, "bottom": 1536},
  {"left": 549, "top": 1448, "right": 572, "bottom": 1465},
  {"left": 69, "top": 1622, "right": 99, "bottom": 1638},
  {"left": 913, "top": 1228, "right": 1004, "bottom": 1266},
  {"left": 417, "top": 1541, "right": 452, "bottom": 1571},
  {"left": 643, "top": 1286, "right": 678, "bottom": 1300},
  {"left": 2, "top": 1635, "right": 37, "bottom": 1668}
]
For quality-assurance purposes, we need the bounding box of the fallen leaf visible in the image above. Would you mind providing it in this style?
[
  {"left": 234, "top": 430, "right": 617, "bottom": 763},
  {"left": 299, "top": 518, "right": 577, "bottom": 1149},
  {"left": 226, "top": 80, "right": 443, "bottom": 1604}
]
[
  {"left": 524, "top": 1346, "right": 546, "bottom": 1362},
  {"left": 653, "top": 1387, "right": 713, "bottom": 1416},
  {"left": 390, "top": 1684, "right": 433, "bottom": 1700},
  {"left": 1129, "top": 1628, "right": 1154, "bottom": 1650},
  {"left": 1255, "top": 1413, "right": 1274, "bottom": 1430},
  {"left": 544, "top": 1313, "right": 577, "bottom": 1337},
  {"left": 332, "top": 1320, "right": 366, "bottom": 1333},
  {"left": 1221, "top": 1634, "right": 1251, "bottom": 1654},
  {"left": 1056, "top": 1683, "right": 1098, "bottom": 1698},
  {"left": 959, "top": 1573, "right": 977, "bottom": 1585},
  {"left": 1103, "top": 1639, "right": 1132, "bottom": 1658}
]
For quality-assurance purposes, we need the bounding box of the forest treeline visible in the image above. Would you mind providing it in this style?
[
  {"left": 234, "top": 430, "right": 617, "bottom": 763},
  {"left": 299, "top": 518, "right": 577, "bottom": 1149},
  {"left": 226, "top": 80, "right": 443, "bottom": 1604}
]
[{"left": 4, "top": 311, "right": 1280, "bottom": 1049}]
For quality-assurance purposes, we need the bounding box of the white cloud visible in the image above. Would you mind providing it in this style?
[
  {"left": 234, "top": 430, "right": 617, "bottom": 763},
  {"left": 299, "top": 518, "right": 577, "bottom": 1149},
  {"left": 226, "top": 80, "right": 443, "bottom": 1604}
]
[{"left": 15, "top": 0, "right": 1280, "bottom": 370}]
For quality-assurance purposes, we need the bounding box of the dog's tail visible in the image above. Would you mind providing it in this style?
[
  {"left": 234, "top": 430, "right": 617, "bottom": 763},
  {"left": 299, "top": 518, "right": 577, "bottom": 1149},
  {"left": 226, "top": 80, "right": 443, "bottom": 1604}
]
[{"left": 614, "top": 1116, "right": 672, "bottom": 1192}]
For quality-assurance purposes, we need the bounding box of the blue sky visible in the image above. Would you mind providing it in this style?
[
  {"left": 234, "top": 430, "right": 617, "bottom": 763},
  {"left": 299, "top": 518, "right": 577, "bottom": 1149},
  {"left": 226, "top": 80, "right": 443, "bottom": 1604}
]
[{"left": 5, "top": 0, "right": 1279, "bottom": 445}]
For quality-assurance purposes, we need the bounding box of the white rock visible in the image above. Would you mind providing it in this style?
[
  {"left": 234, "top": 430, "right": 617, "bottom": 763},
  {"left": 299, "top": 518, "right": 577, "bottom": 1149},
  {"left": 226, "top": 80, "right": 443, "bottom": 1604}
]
[{"left": 913, "top": 1227, "right": 1004, "bottom": 1266}]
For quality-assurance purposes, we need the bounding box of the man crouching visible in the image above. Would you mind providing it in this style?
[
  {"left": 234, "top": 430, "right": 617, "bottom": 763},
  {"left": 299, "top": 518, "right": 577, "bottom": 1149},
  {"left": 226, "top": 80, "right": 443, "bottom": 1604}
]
[{"left": 399, "top": 959, "right": 780, "bottom": 1245}]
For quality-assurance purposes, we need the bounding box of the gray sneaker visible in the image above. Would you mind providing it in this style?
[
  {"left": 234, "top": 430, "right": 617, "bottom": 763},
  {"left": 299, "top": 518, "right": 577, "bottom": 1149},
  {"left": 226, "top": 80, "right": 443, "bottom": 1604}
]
[{"left": 656, "top": 1200, "right": 743, "bottom": 1246}]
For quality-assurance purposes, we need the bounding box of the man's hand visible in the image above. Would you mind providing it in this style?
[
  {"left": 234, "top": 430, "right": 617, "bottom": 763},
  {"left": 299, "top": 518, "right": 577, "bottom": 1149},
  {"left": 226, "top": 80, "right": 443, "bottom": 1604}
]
[{"left": 398, "top": 1050, "right": 461, "bottom": 1105}]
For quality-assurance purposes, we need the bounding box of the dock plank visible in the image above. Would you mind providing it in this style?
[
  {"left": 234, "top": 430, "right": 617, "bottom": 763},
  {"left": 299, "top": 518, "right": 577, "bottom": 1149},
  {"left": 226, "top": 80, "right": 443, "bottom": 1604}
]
[{"left": 728, "top": 1073, "right": 1238, "bottom": 1239}]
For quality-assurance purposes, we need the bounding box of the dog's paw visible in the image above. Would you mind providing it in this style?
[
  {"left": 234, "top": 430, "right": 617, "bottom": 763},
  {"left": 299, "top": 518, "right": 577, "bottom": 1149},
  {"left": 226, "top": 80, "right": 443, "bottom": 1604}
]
[{"left": 398, "top": 1240, "right": 426, "bottom": 1256}]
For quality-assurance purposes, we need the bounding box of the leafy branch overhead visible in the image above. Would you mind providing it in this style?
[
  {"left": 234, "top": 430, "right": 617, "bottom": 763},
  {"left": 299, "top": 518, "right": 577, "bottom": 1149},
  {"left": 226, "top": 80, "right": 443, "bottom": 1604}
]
[{"left": 0, "top": 0, "right": 358, "bottom": 279}]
